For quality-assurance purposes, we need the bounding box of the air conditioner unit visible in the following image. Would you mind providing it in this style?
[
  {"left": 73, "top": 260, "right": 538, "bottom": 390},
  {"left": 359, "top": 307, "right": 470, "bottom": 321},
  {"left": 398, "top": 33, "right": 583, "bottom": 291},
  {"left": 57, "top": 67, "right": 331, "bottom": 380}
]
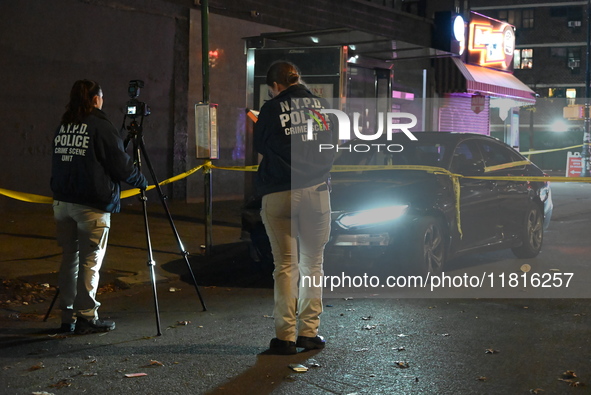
[
  {"left": 568, "top": 59, "right": 581, "bottom": 68},
  {"left": 568, "top": 20, "right": 582, "bottom": 27}
]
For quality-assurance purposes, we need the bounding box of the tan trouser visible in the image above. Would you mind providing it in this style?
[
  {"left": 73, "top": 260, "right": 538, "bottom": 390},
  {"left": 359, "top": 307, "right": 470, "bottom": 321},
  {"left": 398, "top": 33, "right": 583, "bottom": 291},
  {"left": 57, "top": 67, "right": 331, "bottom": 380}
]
[
  {"left": 261, "top": 183, "right": 331, "bottom": 342},
  {"left": 53, "top": 201, "right": 110, "bottom": 323}
]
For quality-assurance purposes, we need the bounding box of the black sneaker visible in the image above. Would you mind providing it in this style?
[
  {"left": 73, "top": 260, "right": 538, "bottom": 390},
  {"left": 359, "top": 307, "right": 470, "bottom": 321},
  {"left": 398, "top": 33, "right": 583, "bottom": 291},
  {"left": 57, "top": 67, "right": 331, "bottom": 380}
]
[
  {"left": 296, "top": 335, "right": 325, "bottom": 350},
  {"left": 75, "top": 317, "right": 116, "bottom": 335},
  {"left": 269, "top": 338, "right": 297, "bottom": 355}
]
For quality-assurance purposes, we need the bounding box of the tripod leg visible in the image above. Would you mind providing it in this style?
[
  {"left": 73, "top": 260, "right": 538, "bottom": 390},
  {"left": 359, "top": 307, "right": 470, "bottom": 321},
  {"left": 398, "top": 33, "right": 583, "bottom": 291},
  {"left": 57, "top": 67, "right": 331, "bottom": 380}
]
[
  {"left": 139, "top": 191, "right": 163, "bottom": 336},
  {"left": 43, "top": 288, "right": 60, "bottom": 322},
  {"left": 139, "top": 139, "right": 207, "bottom": 311}
]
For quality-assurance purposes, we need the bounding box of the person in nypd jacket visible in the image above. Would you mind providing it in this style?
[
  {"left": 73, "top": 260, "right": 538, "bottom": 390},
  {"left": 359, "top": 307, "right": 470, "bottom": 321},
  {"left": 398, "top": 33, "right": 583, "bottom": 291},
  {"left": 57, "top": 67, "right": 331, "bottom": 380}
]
[
  {"left": 254, "top": 61, "right": 335, "bottom": 355},
  {"left": 51, "top": 79, "right": 148, "bottom": 335}
]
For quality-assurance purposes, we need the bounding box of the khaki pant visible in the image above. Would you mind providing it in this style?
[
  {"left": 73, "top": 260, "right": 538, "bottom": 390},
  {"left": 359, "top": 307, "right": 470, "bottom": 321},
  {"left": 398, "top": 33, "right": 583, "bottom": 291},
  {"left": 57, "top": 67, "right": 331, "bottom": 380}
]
[
  {"left": 261, "top": 183, "right": 331, "bottom": 342},
  {"left": 53, "top": 201, "right": 110, "bottom": 323}
]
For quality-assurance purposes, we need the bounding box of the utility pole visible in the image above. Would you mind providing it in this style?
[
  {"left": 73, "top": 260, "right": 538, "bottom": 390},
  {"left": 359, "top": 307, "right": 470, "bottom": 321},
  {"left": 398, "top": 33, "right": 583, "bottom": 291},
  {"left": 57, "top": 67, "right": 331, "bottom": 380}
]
[
  {"left": 582, "top": 0, "right": 591, "bottom": 176},
  {"left": 201, "top": 0, "right": 213, "bottom": 254}
]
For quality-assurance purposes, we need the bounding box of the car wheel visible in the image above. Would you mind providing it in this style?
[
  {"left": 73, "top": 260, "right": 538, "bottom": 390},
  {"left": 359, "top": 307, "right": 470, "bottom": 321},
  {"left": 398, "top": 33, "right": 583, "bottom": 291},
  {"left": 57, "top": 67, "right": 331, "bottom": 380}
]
[
  {"left": 406, "top": 216, "right": 446, "bottom": 276},
  {"left": 511, "top": 203, "right": 544, "bottom": 259}
]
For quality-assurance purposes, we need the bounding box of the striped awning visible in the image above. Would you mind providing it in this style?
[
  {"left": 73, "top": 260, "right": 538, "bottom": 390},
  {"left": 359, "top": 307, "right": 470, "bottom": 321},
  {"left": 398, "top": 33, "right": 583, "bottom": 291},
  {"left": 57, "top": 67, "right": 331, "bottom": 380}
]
[{"left": 435, "top": 57, "right": 536, "bottom": 104}]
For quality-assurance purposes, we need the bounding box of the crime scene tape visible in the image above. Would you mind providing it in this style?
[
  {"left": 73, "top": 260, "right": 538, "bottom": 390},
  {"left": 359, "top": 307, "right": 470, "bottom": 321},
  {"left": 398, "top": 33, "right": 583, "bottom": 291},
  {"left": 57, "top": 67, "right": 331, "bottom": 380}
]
[
  {"left": 522, "top": 144, "right": 582, "bottom": 156},
  {"left": 4, "top": 157, "right": 591, "bottom": 238}
]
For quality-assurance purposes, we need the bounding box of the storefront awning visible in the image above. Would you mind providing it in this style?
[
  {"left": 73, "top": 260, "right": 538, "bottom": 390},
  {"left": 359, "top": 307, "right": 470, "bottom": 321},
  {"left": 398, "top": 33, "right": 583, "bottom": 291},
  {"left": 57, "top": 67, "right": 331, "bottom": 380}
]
[{"left": 435, "top": 57, "right": 536, "bottom": 104}]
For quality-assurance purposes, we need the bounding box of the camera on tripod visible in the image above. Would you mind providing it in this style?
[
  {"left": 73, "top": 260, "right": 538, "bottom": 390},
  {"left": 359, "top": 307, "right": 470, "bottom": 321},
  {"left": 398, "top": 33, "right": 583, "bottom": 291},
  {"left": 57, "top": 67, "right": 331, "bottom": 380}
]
[{"left": 126, "top": 80, "right": 151, "bottom": 118}]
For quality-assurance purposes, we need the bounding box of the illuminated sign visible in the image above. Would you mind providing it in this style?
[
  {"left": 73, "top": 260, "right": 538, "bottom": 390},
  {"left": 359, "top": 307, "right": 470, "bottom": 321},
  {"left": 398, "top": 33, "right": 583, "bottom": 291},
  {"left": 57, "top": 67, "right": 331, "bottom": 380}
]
[
  {"left": 467, "top": 12, "right": 515, "bottom": 71},
  {"left": 433, "top": 12, "right": 465, "bottom": 55}
]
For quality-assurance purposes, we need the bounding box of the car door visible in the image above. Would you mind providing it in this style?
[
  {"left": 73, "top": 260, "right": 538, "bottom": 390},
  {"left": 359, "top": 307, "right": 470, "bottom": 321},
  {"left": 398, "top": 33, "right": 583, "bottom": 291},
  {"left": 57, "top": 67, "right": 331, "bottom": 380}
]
[
  {"left": 477, "top": 139, "right": 529, "bottom": 240},
  {"left": 451, "top": 139, "right": 500, "bottom": 250}
]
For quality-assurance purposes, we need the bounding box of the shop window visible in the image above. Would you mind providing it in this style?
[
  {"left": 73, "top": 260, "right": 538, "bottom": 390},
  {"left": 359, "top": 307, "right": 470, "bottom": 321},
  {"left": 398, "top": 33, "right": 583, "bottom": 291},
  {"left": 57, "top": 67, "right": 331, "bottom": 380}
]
[{"left": 514, "top": 49, "right": 533, "bottom": 69}]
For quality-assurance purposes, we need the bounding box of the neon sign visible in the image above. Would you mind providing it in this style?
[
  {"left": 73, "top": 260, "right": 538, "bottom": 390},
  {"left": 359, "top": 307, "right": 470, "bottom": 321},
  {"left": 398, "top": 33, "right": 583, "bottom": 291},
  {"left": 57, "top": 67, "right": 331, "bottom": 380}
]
[{"left": 467, "top": 12, "right": 515, "bottom": 71}]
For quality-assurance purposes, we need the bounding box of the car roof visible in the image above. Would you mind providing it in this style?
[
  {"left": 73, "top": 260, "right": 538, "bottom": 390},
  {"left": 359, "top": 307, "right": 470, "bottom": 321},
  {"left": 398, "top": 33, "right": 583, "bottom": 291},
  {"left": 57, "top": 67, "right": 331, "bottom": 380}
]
[{"left": 343, "top": 131, "right": 510, "bottom": 150}]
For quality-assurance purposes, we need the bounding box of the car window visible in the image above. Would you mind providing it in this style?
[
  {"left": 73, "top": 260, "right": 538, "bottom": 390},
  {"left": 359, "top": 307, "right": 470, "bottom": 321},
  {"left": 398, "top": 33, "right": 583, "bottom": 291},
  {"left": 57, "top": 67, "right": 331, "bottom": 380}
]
[
  {"left": 450, "top": 140, "right": 483, "bottom": 174},
  {"left": 478, "top": 140, "right": 523, "bottom": 167},
  {"left": 335, "top": 142, "right": 447, "bottom": 167}
]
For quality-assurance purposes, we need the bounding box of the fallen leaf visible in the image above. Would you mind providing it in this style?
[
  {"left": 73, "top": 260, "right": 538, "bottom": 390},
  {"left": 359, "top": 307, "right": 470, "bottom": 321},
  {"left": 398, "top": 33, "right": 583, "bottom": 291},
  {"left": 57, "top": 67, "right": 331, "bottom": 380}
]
[
  {"left": 485, "top": 349, "right": 500, "bottom": 354},
  {"left": 125, "top": 373, "right": 148, "bottom": 378},
  {"left": 306, "top": 359, "right": 321, "bottom": 368},
  {"left": 562, "top": 370, "right": 577, "bottom": 379},
  {"left": 288, "top": 363, "right": 308, "bottom": 372},
  {"left": 530, "top": 389, "right": 544, "bottom": 394},
  {"left": 49, "top": 379, "right": 71, "bottom": 389},
  {"left": 28, "top": 362, "right": 45, "bottom": 371},
  {"left": 558, "top": 378, "right": 585, "bottom": 387},
  {"left": 477, "top": 376, "right": 488, "bottom": 381},
  {"left": 394, "top": 361, "right": 410, "bottom": 369},
  {"left": 150, "top": 360, "right": 164, "bottom": 367}
]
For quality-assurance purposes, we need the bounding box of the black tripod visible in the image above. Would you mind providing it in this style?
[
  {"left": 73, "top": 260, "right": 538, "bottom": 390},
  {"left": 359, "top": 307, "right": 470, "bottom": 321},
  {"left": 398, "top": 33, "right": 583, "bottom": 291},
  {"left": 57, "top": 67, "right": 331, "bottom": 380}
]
[{"left": 124, "top": 115, "right": 207, "bottom": 336}]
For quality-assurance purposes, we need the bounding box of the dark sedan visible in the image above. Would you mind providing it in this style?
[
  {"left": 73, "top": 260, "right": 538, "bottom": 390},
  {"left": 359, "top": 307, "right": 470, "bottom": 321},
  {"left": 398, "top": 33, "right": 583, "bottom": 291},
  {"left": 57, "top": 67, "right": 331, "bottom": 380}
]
[{"left": 243, "top": 132, "right": 553, "bottom": 275}]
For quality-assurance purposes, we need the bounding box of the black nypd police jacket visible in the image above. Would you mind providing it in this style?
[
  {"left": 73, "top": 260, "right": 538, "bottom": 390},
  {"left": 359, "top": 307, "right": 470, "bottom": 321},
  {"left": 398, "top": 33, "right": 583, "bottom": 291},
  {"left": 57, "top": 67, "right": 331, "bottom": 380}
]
[
  {"left": 50, "top": 108, "right": 147, "bottom": 213},
  {"left": 254, "top": 84, "right": 335, "bottom": 197}
]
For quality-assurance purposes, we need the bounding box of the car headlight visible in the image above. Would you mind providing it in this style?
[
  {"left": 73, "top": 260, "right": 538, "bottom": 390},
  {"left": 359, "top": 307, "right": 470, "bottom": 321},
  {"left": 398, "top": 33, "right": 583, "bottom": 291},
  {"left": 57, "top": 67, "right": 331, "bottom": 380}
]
[{"left": 336, "top": 205, "right": 409, "bottom": 230}]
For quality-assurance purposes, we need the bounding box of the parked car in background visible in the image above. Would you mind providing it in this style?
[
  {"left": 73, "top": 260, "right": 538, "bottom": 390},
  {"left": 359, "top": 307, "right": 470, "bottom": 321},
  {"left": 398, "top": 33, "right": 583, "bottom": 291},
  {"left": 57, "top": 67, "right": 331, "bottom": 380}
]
[{"left": 242, "top": 132, "right": 553, "bottom": 275}]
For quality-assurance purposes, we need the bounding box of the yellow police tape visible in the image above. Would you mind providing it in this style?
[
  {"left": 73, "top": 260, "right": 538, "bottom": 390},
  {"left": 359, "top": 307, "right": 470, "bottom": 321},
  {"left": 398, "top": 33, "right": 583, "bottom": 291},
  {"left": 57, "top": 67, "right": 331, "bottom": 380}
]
[
  {"left": 522, "top": 144, "right": 582, "bottom": 156},
  {"left": 4, "top": 157, "right": 591, "bottom": 239}
]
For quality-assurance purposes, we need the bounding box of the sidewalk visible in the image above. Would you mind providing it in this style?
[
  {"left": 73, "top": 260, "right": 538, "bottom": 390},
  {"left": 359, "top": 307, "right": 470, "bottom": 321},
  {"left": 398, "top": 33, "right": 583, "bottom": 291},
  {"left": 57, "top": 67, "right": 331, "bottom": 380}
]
[{"left": 0, "top": 197, "right": 250, "bottom": 286}]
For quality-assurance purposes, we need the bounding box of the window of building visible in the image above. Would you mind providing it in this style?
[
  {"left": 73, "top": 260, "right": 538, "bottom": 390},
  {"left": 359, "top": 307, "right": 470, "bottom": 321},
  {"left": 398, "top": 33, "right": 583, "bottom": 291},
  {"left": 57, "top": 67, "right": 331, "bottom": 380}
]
[
  {"left": 497, "top": 9, "right": 534, "bottom": 29},
  {"left": 566, "top": 48, "right": 581, "bottom": 71},
  {"left": 514, "top": 49, "right": 533, "bottom": 69},
  {"left": 522, "top": 9, "right": 534, "bottom": 28},
  {"left": 550, "top": 6, "right": 567, "bottom": 17},
  {"left": 566, "top": 88, "right": 577, "bottom": 105},
  {"left": 551, "top": 48, "right": 567, "bottom": 57}
]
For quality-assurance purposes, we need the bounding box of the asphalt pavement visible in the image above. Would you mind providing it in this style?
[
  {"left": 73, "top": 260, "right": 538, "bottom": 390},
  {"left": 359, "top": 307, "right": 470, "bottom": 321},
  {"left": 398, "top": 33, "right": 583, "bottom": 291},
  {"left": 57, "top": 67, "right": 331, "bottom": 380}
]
[{"left": 1, "top": 186, "right": 591, "bottom": 394}]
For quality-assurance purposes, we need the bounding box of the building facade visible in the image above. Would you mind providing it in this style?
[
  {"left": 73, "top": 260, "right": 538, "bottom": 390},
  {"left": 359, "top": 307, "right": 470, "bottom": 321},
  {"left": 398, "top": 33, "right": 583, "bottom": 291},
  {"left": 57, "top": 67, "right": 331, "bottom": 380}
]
[
  {"left": 1, "top": 0, "right": 544, "bottom": 208},
  {"left": 471, "top": 0, "right": 589, "bottom": 170}
]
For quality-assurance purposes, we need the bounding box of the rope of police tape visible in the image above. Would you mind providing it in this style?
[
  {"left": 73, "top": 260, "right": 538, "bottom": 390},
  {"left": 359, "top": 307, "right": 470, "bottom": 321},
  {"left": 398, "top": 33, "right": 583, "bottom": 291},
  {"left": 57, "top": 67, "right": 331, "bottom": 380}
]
[
  {"left": 3, "top": 160, "right": 591, "bottom": 239},
  {"left": 522, "top": 144, "right": 582, "bottom": 156}
]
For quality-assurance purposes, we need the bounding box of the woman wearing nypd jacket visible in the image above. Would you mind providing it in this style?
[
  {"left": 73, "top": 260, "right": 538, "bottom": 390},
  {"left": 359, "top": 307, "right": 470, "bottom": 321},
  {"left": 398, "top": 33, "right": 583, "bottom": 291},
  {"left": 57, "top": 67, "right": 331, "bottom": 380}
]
[
  {"left": 51, "top": 80, "right": 148, "bottom": 335},
  {"left": 254, "top": 61, "right": 335, "bottom": 355}
]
